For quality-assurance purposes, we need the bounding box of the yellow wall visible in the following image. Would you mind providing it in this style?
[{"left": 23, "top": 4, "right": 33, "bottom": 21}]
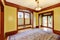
[
  {"left": 38, "top": 7, "right": 60, "bottom": 31},
  {"left": 33, "top": 12, "right": 38, "bottom": 27},
  {"left": 54, "top": 7, "right": 60, "bottom": 31},
  {"left": 4, "top": 5, "right": 17, "bottom": 33}
]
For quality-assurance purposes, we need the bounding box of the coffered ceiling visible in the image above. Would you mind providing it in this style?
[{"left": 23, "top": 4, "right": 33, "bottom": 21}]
[{"left": 6, "top": 0, "right": 60, "bottom": 10}]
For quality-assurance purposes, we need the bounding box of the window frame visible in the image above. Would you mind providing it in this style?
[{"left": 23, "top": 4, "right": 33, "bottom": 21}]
[
  {"left": 18, "top": 11, "right": 31, "bottom": 26},
  {"left": 38, "top": 11, "right": 53, "bottom": 29},
  {"left": 18, "top": 12, "right": 24, "bottom": 25}
]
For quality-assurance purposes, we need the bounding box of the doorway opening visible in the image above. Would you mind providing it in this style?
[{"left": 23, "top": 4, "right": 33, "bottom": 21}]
[{"left": 38, "top": 11, "right": 54, "bottom": 29}]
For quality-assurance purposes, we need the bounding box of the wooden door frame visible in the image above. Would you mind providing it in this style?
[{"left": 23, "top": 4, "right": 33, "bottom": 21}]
[
  {"left": 38, "top": 11, "right": 54, "bottom": 29},
  {"left": 0, "top": 1, "right": 4, "bottom": 40}
]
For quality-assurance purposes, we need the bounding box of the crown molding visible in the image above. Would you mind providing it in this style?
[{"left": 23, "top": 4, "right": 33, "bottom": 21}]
[{"left": 4, "top": 0, "right": 60, "bottom": 12}]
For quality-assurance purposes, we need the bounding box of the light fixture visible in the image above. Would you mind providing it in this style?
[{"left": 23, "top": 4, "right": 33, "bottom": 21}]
[{"left": 35, "top": 0, "right": 41, "bottom": 10}]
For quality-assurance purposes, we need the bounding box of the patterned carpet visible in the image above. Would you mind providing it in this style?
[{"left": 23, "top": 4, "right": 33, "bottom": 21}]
[{"left": 7, "top": 28, "right": 60, "bottom": 40}]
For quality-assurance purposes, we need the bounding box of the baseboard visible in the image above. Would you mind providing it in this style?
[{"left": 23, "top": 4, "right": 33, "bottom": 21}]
[
  {"left": 53, "top": 30, "right": 60, "bottom": 35},
  {"left": 36, "top": 26, "right": 39, "bottom": 28},
  {"left": 18, "top": 27, "right": 31, "bottom": 30},
  {"left": 5, "top": 31, "right": 17, "bottom": 38}
]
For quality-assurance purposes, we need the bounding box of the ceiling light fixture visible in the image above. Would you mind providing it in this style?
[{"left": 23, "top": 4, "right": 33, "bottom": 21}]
[{"left": 35, "top": 0, "right": 41, "bottom": 11}]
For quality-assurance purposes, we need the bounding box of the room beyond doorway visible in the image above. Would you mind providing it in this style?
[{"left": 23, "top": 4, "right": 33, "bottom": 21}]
[{"left": 38, "top": 11, "right": 54, "bottom": 29}]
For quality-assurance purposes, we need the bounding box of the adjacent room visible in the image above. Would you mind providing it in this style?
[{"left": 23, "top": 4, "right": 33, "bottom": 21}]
[{"left": 0, "top": 0, "right": 60, "bottom": 40}]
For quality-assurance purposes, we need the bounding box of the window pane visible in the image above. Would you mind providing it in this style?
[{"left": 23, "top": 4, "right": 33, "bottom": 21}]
[
  {"left": 48, "top": 16, "right": 52, "bottom": 28},
  {"left": 18, "top": 12, "right": 23, "bottom": 18},
  {"left": 25, "top": 13, "right": 30, "bottom": 24},
  {"left": 42, "top": 16, "right": 47, "bottom": 26},
  {"left": 25, "top": 13, "right": 30, "bottom": 18},
  {"left": 18, "top": 12, "right": 24, "bottom": 25}
]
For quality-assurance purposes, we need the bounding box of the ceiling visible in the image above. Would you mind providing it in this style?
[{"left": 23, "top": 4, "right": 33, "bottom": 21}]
[{"left": 6, "top": 0, "right": 60, "bottom": 10}]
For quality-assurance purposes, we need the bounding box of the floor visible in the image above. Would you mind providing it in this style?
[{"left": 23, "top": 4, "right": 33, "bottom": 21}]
[
  {"left": 18, "top": 27, "right": 53, "bottom": 33},
  {"left": 5, "top": 27, "right": 60, "bottom": 40}
]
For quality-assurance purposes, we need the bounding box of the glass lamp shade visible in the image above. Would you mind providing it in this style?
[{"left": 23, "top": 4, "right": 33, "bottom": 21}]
[{"left": 35, "top": 7, "right": 41, "bottom": 11}]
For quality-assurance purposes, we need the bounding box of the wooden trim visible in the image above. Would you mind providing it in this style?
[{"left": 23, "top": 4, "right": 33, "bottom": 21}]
[
  {"left": 18, "top": 27, "right": 31, "bottom": 30},
  {"left": 5, "top": 1, "right": 36, "bottom": 12},
  {"left": 0, "top": 1, "right": 4, "bottom": 40},
  {"left": 5, "top": 31, "right": 17, "bottom": 38},
  {"left": 53, "top": 30, "right": 60, "bottom": 35},
  {"left": 36, "top": 26, "right": 39, "bottom": 28},
  {"left": 32, "top": 12, "right": 34, "bottom": 28},
  {"left": 38, "top": 11, "right": 54, "bottom": 29},
  {"left": 17, "top": 8, "right": 18, "bottom": 31},
  {"left": 18, "top": 24, "right": 32, "bottom": 26},
  {"left": 5, "top": 0, "right": 60, "bottom": 12},
  {"left": 38, "top": 15, "right": 39, "bottom": 27},
  {"left": 53, "top": 11, "right": 54, "bottom": 30},
  {"left": 18, "top": 11, "right": 32, "bottom": 26},
  {"left": 47, "top": 15, "right": 47, "bottom": 27},
  {"left": 37, "top": 3, "right": 60, "bottom": 12}
]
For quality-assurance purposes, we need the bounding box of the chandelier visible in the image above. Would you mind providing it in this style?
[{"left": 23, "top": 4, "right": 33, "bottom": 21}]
[{"left": 35, "top": 0, "right": 41, "bottom": 10}]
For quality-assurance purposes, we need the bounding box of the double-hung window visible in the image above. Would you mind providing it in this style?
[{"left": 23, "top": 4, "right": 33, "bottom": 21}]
[{"left": 18, "top": 11, "right": 31, "bottom": 26}]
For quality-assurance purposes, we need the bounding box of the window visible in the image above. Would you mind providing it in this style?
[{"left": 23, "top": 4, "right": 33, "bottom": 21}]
[
  {"left": 25, "top": 13, "right": 30, "bottom": 24},
  {"left": 41, "top": 12, "right": 53, "bottom": 28},
  {"left": 18, "top": 11, "right": 31, "bottom": 26},
  {"left": 18, "top": 12, "right": 24, "bottom": 25},
  {"left": 42, "top": 16, "right": 47, "bottom": 26},
  {"left": 48, "top": 16, "right": 52, "bottom": 28},
  {"left": 18, "top": 12, "right": 23, "bottom": 18},
  {"left": 42, "top": 15, "right": 53, "bottom": 28}
]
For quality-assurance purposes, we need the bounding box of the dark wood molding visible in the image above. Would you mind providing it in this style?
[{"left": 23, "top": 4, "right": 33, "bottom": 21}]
[
  {"left": 17, "top": 11, "right": 32, "bottom": 26},
  {"left": 18, "top": 27, "right": 31, "bottom": 30},
  {"left": 36, "top": 26, "right": 39, "bottom": 28},
  {"left": 0, "top": 1, "right": 4, "bottom": 40},
  {"left": 5, "top": 31, "right": 17, "bottom": 38},
  {"left": 32, "top": 12, "right": 34, "bottom": 28},
  {"left": 5, "top": 0, "right": 60, "bottom": 12},
  {"left": 38, "top": 11, "right": 54, "bottom": 29},
  {"left": 53, "top": 30, "right": 60, "bottom": 35},
  {"left": 18, "top": 24, "right": 32, "bottom": 26},
  {"left": 37, "top": 3, "right": 60, "bottom": 12},
  {"left": 5, "top": 1, "right": 36, "bottom": 12},
  {"left": 17, "top": 8, "right": 18, "bottom": 31}
]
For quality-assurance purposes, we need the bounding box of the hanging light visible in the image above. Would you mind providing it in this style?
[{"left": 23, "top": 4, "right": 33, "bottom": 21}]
[{"left": 35, "top": 0, "right": 41, "bottom": 10}]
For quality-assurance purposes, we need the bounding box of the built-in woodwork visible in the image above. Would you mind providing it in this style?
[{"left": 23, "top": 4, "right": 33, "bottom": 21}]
[
  {"left": 38, "top": 11, "right": 54, "bottom": 29},
  {"left": 0, "top": 1, "right": 4, "bottom": 40},
  {"left": 0, "top": 2, "right": 1, "bottom": 35}
]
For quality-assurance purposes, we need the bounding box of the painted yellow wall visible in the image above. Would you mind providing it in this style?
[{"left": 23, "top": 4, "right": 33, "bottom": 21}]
[
  {"left": 54, "top": 7, "right": 60, "bottom": 31},
  {"left": 33, "top": 12, "right": 38, "bottom": 27},
  {"left": 38, "top": 7, "right": 60, "bottom": 31},
  {"left": 4, "top": 5, "right": 17, "bottom": 33}
]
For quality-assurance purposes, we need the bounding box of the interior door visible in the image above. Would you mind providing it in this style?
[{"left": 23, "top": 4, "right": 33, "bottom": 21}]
[{"left": 0, "top": 1, "right": 4, "bottom": 40}]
